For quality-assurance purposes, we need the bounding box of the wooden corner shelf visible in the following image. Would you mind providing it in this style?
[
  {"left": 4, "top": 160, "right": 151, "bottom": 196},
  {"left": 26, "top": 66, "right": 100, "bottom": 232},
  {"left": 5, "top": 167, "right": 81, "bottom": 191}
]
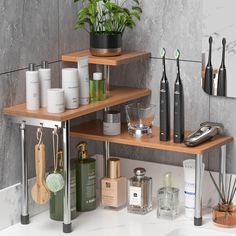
[
  {"left": 3, "top": 86, "right": 150, "bottom": 121},
  {"left": 71, "top": 120, "right": 233, "bottom": 155},
  {"left": 61, "top": 50, "right": 151, "bottom": 66}
]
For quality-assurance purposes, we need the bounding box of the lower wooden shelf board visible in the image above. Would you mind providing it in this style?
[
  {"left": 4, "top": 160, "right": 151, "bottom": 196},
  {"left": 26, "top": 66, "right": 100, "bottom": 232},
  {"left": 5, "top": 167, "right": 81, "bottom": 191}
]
[{"left": 71, "top": 120, "right": 233, "bottom": 155}]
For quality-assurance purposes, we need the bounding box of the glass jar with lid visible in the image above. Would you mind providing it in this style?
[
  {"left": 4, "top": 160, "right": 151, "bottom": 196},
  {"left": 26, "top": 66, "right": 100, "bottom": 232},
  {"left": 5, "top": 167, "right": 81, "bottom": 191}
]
[{"left": 127, "top": 167, "right": 152, "bottom": 214}]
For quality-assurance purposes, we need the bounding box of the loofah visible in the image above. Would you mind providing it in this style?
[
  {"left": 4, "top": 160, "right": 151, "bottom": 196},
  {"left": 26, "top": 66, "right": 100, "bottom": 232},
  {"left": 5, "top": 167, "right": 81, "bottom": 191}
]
[{"left": 46, "top": 173, "right": 64, "bottom": 193}]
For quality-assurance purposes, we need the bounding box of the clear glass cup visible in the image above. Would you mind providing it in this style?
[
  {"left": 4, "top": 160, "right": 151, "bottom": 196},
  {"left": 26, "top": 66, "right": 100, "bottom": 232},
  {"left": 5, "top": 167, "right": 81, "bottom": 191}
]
[{"left": 125, "top": 103, "right": 156, "bottom": 137}]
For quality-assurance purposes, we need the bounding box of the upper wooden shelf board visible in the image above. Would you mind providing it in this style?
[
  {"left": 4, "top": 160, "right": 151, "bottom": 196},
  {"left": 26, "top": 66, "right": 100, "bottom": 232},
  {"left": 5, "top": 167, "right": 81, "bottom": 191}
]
[
  {"left": 3, "top": 87, "right": 150, "bottom": 122},
  {"left": 71, "top": 120, "right": 233, "bottom": 155},
  {"left": 61, "top": 50, "right": 151, "bottom": 66}
]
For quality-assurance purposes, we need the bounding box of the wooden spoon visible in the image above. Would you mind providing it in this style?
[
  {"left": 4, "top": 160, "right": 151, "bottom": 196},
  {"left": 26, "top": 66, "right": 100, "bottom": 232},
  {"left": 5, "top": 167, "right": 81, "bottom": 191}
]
[{"left": 31, "top": 144, "right": 50, "bottom": 204}]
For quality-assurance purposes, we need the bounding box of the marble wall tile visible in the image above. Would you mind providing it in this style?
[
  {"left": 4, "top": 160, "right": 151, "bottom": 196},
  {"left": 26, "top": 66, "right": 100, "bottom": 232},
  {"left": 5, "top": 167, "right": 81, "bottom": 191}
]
[
  {"left": 59, "top": 0, "right": 89, "bottom": 54},
  {"left": 0, "top": 178, "right": 48, "bottom": 231},
  {"left": 123, "top": 0, "right": 202, "bottom": 61},
  {"left": 0, "top": 0, "right": 59, "bottom": 73},
  {"left": 0, "top": 62, "right": 60, "bottom": 189},
  {"left": 209, "top": 96, "right": 236, "bottom": 173}
]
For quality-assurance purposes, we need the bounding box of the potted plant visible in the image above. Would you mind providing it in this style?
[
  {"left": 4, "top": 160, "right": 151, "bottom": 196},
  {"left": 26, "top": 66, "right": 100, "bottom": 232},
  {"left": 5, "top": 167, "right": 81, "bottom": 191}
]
[{"left": 74, "top": 0, "right": 142, "bottom": 56}]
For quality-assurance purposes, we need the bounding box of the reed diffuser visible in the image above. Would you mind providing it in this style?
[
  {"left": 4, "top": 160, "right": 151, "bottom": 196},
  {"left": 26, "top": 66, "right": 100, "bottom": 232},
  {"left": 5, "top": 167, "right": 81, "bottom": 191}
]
[{"left": 209, "top": 172, "right": 236, "bottom": 227}]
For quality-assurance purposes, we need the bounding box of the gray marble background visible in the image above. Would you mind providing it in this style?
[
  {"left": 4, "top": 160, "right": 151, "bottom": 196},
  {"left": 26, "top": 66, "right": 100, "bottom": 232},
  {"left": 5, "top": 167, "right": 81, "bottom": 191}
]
[{"left": 0, "top": 0, "right": 235, "bottom": 190}]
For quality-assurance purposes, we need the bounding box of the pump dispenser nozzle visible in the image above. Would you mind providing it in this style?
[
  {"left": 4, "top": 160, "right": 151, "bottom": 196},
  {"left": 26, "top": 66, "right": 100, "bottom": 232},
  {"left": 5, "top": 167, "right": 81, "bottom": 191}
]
[
  {"left": 41, "top": 60, "right": 49, "bottom": 69},
  {"left": 77, "top": 142, "right": 88, "bottom": 159},
  {"left": 28, "top": 63, "right": 36, "bottom": 71}
]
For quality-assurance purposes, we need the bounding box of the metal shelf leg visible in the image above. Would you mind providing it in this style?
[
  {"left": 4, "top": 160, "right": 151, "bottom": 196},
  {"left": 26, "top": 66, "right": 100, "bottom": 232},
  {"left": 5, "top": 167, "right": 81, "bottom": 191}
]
[
  {"left": 104, "top": 141, "right": 110, "bottom": 176},
  {"left": 63, "top": 120, "right": 72, "bottom": 233},
  {"left": 219, "top": 145, "right": 226, "bottom": 193},
  {"left": 20, "top": 122, "right": 29, "bottom": 224},
  {"left": 194, "top": 154, "right": 203, "bottom": 226},
  {"left": 104, "top": 65, "right": 111, "bottom": 96}
]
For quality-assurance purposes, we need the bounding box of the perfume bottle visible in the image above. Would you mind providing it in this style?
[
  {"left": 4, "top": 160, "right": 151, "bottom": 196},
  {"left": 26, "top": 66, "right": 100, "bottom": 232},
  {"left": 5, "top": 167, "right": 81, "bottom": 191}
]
[
  {"left": 157, "top": 172, "right": 179, "bottom": 219},
  {"left": 127, "top": 167, "right": 152, "bottom": 215},
  {"left": 101, "top": 158, "right": 127, "bottom": 208},
  {"left": 76, "top": 142, "right": 96, "bottom": 212},
  {"left": 90, "top": 72, "right": 106, "bottom": 102},
  {"left": 49, "top": 151, "right": 77, "bottom": 221}
]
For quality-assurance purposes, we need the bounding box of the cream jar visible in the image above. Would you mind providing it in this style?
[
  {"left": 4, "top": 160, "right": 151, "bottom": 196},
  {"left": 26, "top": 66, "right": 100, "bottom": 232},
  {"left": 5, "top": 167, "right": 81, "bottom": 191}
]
[
  {"left": 103, "top": 111, "right": 121, "bottom": 136},
  {"left": 47, "top": 89, "right": 65, "bottom": 113}
]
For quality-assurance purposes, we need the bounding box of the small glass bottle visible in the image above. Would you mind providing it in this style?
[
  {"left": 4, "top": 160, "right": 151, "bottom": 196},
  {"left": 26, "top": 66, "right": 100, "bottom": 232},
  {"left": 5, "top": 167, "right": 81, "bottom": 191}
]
[
  {"left": 101, "top": 158, "right": 127, "bottom": 208},
  {"left": 90, "top": 72, "right": 106, "bottom": 102},
  {"left": 127, "top": 167, "right": 152, "bottom": 215},
  {"left": 157, "top": 172, "right": 179, "bottom": 219},
  {"left": 49, "top": 151, "right": 77, "bottom": 221},
  {"left": 76, "top": 142, "right": 96, "bottom": 212}
]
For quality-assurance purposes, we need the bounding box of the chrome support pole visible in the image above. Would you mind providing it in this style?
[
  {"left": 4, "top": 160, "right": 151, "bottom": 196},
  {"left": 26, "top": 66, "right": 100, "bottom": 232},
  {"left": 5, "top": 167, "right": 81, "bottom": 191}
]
[
  {"left": 194, "top": 154, "right": 203, "bottom": 226},
  {"left": 104, "top": 141, "right": 110, "bottom": 176},
  {"left": 104, "top": 65, "right": 110, "bottom": 96},
  {"left": 219, "top": 145, "right": 226, "bottom": 194},
  {"left": 63, "top": 120, "right": 72, "bottom": 233},
  {"left": 20, "top": 122, "right": 29, "bottom": 225}
]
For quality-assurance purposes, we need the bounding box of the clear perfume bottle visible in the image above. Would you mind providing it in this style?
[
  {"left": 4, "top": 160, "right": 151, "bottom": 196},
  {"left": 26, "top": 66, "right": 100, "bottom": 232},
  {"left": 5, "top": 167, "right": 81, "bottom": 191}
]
[
  {"left": 157, "top": 172, "right": 179, "bottom": 219},
  {"left": 127, "top": 167, "right": 152, "bottom": 215}
]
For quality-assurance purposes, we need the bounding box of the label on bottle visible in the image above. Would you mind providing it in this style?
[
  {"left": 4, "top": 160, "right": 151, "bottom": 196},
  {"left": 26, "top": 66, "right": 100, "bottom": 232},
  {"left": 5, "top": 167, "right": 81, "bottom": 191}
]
[
  {"left": 101, "top": 179, "right": 118, "bottom": 207},
  {"left": 129, "top": 186, "right": 142, "bottom": 206},
  {"left": 71, "top": 170, "right": 77, "bottom": 213},
  {"left": 103, "top": 122, "right": 121, "bottom": 135},
  {"left": 77, "top": 161, "right": 96, "bottom": 211}
]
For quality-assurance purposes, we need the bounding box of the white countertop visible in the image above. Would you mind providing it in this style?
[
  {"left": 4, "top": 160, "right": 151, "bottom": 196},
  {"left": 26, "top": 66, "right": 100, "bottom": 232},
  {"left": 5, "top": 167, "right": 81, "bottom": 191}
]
[{"left": 1, "top": 206, "right": 236, "bottom": 236}]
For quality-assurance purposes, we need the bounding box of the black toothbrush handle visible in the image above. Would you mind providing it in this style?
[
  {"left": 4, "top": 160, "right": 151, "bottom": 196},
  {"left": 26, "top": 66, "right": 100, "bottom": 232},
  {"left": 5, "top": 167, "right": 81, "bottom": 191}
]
[
  {"left": 174, "top": 84, "right": 185, "bottom": 143},
  {"left": 159, "top": 48, "right": 170, "bottom": 141},
  {"left": 204, "top": 36, "right": 213, "bottom": 95},
  {"left": 173, "top": 49, "right": 184, "bottom": 143},
  {"left": 160, "top": 82, "right": 170, "bottom": 141},
  {"left": 217, "top": 38, "right": 227, "bottom": 96}
]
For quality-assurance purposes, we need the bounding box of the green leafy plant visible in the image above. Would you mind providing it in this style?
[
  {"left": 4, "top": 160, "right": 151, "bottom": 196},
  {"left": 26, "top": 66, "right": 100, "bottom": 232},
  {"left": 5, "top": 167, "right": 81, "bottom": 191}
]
[{"left": 74, "top": 0, "right": 142, "bottom": 35}]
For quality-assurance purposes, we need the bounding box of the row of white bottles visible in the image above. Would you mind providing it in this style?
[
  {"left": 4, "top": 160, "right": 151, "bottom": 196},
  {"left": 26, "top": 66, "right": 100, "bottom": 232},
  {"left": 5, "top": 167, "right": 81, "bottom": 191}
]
[
  {"left": 26, "top": 61, "right": 51, "bottom": 110},
  {"left": 26, "top": 57, "right": 90, "bottom": 112}
]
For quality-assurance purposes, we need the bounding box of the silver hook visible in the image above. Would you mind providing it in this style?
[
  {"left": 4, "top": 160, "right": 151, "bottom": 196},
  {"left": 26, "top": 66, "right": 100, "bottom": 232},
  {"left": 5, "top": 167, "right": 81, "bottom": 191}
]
[{"left": 36, "top": 124, "right": 43, "bottom": 146}]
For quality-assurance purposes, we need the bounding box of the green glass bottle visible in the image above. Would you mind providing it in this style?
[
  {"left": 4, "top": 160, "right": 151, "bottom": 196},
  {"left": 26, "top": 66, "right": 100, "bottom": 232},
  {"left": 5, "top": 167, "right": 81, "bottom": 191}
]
[
  {"left": 76, "top": 142, "right": 96, "bottom": 212},
  {"left": 49, "top": 151, "right": 77, "bottom": 221},
  {"left": 89, "top": 72, "right": 106, "bottom": 102}
]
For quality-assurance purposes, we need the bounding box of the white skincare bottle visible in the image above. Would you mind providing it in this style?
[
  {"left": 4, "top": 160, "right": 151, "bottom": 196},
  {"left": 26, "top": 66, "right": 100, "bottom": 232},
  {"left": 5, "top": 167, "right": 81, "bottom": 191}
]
[
  {"left": 26, "top": 63, "right": 40, "bottom": 110},
  {"left": 39, "top": 61, "right": 51, "bottom": 108},
  {"left": 77, "top": 56, "right": 89, "bottom": 105},
  {"left": 62, "top": 68, "right": 79, "bottom": 109}
]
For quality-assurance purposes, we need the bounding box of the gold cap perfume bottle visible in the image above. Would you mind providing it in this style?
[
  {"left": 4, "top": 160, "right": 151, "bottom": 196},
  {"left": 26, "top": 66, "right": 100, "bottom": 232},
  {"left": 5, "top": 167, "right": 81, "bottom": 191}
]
[{"left": 101, "top": 158, "right": 127, "bottom": 208}]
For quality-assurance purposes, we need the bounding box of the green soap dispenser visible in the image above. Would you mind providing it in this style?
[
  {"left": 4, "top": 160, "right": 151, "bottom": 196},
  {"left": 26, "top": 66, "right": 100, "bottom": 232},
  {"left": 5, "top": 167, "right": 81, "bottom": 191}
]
[
  {"left": 49, "top": 151, "right": 77, "bottom": 221},
  {"left": 76, "top": 142, "right": 96, "bottom": 212}
]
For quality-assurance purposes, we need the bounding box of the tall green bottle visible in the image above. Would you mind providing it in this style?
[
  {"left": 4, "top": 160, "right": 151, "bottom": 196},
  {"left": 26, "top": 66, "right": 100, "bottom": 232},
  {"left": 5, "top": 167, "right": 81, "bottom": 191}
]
[
  {"left": 76, "top": 142, "right": 96, "bottom": 211},
  {"left": 49, "top": 151, "right": 77, "bottom": 221}
]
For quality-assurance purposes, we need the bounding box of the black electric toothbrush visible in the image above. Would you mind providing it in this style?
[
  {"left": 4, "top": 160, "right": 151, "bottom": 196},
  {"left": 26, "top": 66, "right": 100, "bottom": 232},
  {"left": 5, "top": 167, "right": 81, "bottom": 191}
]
[
  {"left": 159, "top": 48, "right": 170, "bottom": 141},
  {"left": 217, "top": 38, "right": 227, "bottom": 96},
  {"left": 173, "top": 49, "right": 184, "bottom": 143},
  {"left": 204, "top": 36, "right": 213, "bottom": 95}
]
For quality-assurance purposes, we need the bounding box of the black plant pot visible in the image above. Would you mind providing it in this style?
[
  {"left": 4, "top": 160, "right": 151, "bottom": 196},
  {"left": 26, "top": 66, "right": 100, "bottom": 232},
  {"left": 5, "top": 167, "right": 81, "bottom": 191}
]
[{"left": 90, "top": 33, "right": 122, "bottom": 57}]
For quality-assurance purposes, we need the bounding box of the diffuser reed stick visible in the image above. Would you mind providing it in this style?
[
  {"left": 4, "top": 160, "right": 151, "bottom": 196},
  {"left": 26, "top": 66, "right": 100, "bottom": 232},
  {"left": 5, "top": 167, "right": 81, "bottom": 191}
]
[{"left": 209, "top": 171, "right": 236, "bottom": 205}]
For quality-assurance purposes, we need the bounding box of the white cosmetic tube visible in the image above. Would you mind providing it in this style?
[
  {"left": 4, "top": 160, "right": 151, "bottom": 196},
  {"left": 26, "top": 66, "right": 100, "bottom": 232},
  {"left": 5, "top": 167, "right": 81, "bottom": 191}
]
[{"left": 183, "top": 159, "right": 205, "bottom": 217}]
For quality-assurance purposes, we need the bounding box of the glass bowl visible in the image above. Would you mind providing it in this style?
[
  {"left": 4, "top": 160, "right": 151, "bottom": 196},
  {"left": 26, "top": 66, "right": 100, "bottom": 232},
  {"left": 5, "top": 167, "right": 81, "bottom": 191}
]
[{"left": 125, "top": 103, "right": 156, "bottom": 137}]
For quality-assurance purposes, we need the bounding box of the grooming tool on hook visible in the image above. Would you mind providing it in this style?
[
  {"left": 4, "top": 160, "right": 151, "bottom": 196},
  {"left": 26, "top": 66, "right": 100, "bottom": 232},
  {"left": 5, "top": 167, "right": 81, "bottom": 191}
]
[
  {"left": 31, "top": 125, "right": 50, "bottom": 204},
  {"left": 159, "top": 48, "right": 170, "bottom": 141},
  {"left": 46, "top": 126, "right": 64, "bottom": 193}
]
